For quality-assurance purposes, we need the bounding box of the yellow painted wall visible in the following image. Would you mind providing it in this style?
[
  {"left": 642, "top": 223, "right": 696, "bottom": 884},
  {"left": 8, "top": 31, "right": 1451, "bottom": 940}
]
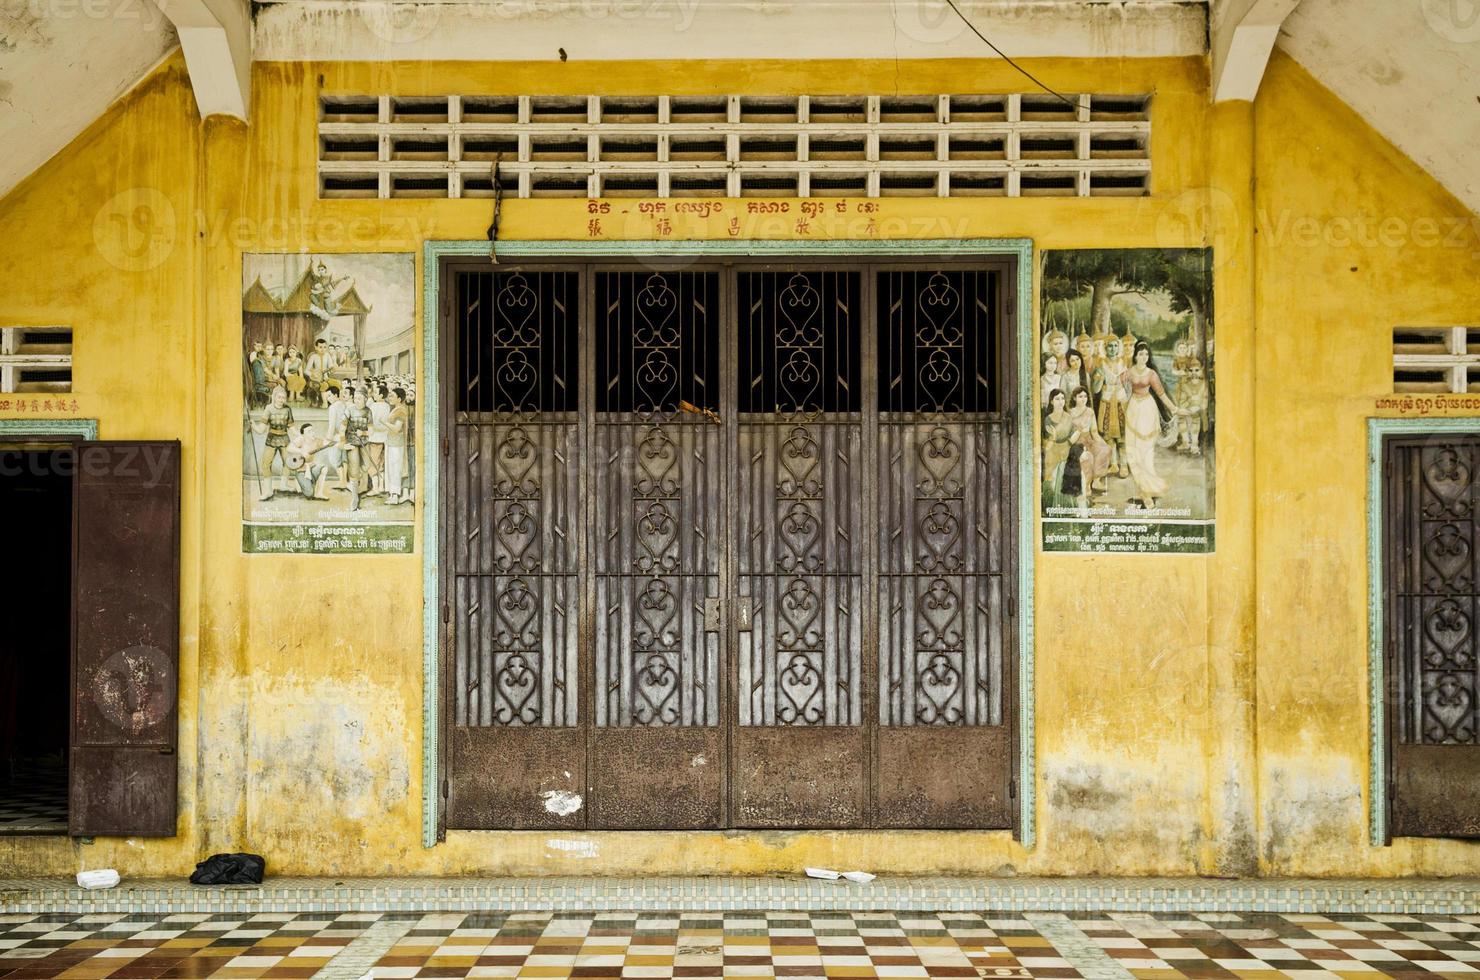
[
  {"left": 1252, "top": 51, "right": 1480, "bottom": 876},
  {"left": 0, "top": 48, "right": 1476, "bottom": 877}
]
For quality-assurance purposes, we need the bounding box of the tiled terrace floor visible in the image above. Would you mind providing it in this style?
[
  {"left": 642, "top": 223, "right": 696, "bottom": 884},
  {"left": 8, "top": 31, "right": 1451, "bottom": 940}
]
[{"left": 3, "top": 909, "right": 1480, "bottom": 980}]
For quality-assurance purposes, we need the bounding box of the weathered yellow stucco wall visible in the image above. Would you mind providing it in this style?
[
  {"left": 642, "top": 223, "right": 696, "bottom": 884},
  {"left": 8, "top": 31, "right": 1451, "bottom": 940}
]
[
  {"left": 0, "top": 49, "right": 1477, "bottom": 878},
  {"left": 1252, "top": 52, "right": 1480, "bottom": 876}
]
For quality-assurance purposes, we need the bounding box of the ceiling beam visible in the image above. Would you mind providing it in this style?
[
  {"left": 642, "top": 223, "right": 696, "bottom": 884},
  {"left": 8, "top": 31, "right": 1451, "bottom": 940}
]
[
  {"left": 151, "top": 0, "right": 251, "bottom": 120},
  {"left": 1212, "top": 0, "right": 1301, "bottom": 102}
]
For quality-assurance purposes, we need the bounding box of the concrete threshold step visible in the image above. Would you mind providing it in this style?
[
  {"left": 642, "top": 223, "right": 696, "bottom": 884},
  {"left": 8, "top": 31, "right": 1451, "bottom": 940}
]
[{"left": 2, "top": 875, "right": 1478, "bottom": 915}]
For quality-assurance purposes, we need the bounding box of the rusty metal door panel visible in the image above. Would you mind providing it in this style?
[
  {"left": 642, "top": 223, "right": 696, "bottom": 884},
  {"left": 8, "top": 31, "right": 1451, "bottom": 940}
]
[
  {"left": 443, "top": 269, "right": 585, "bottom": 830},
  {"left": 589, "top": 271, "right": 725, "bottom": 828},
  {"left": 730, "top": 271, "right": 867, "bottom": 827},
  {"left": 1385, "top": 437, "right": 1480, "bottom": 839},
  {"left": 445, "top": 727, "right": 586, "bottom": 829},
  {"left": 733, "top": 727, "right": 866, "bottom": 827},
  {"left": 71, "top": 441, "right": 180, "bottom": 838},
  {"left": 587, "top": 728, "right": 724, "bottom": 829},
  {"left": 441, "top": 260, "right": 1020, "bottom": 832},
  {"left": 875, "top": 727, "right": 1011, "bottom": 828},
  {"left": 1393, "top": 745, "right": 1480, "bottom": 837},
  {"left": 873, "top": 269, "right": 1014, "bottom": 830}
]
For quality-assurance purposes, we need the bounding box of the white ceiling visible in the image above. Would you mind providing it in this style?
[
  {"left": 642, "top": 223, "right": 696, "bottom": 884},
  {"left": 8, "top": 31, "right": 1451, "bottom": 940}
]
[
  {"left": 0, "top": 8, "right": 177, "bottom": 198},
  {"left": 2, "top": 0, "right": 1478, "bottom": 218},
  {"left": 251, "top": 0, "right": 1208, "bottom": 62},
  {"left": 1277, "top": 0, "right": 1480, "bottom": 216}
]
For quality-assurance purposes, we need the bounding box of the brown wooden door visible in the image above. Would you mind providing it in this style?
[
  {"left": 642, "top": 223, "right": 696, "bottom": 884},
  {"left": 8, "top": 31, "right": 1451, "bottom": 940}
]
[
  {"left": 70, "top": 441, "right": 181, "bottom": 837},
  {"left": 1386, "top": 435, "right": 1480, "bottom": 838},
  {"left": 442, "top": 259, "right": 1017, "bottom": 832}
]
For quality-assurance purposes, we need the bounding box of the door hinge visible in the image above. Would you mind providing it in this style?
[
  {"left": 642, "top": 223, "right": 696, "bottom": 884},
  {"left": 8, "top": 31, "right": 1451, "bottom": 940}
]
[
  {"left": 442, "top": 436, "right": 450, "bottom": 458},
  {"left": 442, "top": 601, "right": 450, "bottom": 625},
  {"left": 441, "top": 778, "right": 449, "bottom": 799},
  {"left": 1006, "top": 410, "right": 1016, "bottom": 437},
  {"left": 1007, "top": 596, "right": 1016, "bottom": 619},
  {"left": 1009, "top": 777, "right": 1017, "bottom": 800}
]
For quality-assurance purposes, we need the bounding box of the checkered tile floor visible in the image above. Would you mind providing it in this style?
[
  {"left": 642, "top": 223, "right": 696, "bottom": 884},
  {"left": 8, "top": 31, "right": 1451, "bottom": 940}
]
[
  {"left": 0, "top": 759, "right": 68, "bottom": 835},
  {"left": 0, "top": 911, "right": 387, "bottom": 978},
  {"left": 369, "top": 912, "right": 1062, "bottom": 980},
  {"left": 1069, "top": 910, "right": 1480, "bottom": 977},
  {"left": 1, "top": 911, "right": 1477, "bottom": 979}
]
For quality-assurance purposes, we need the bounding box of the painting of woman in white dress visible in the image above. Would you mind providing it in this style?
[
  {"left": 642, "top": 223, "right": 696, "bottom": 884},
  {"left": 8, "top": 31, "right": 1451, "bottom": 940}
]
[{"left": 1122, "top": 342, "right": 1178, "bottom": 508}]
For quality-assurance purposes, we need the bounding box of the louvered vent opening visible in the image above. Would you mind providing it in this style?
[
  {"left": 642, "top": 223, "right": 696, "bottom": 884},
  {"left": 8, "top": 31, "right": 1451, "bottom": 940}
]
[
  {"left": 1, "top": 326, "right": 73, "bottom": 393},
  {"left": 1393, "top": 326, "right": 1480, "bottom": 393},
  {"left": 317, "top": 92, "right": 1151, "bottom": 199}
]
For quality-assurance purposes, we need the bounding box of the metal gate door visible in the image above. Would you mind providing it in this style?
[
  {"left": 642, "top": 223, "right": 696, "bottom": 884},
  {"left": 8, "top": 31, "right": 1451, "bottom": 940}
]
[
  {"left": 733, "top": 270, "right": 866, "bottom": 826},
  {"left": 1385, "top": 435, "right": 1480, "bottom": 838},
  {"left": 442, "top": 259, "right": 1017, "bottom": 832},
  {"left": 589, "top": 270, "right": 726, "bottom": 828}
]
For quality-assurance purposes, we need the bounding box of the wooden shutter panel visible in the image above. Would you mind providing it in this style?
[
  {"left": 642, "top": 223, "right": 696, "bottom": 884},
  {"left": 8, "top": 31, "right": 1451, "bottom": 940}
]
[
  {"left": 1386, "top": 436, "right": 1480, "bottom": 839},
  {"left": 70, "top": 441, "right": 181, "bottom": 837}
]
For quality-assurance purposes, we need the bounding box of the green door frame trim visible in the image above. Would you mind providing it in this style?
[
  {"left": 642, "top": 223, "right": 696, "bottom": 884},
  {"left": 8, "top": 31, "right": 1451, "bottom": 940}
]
[
  {"left": 0, "top": 418, "right": 99, "bottom": 441},
  {"left": 420, "top": 238, "right": 1037, "bottom": 848},
  {"left": 1366, "top": 416, "right": 1480, "bottom": 846}
]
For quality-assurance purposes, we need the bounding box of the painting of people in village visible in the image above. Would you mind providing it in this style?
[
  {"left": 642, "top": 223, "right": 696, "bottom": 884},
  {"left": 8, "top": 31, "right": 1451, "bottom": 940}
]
[
  {"left": 1038, "top": 248, "right": 1215, "bottom": 553},
  {"left": 242, "top": 253, "right": 417, "bottom": 553}
]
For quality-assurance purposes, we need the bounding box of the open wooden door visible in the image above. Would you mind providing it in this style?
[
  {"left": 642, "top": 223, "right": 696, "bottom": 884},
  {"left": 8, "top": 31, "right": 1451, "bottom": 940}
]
[{"left": 70, "top": 441, "right": 181, "bottom": 837}]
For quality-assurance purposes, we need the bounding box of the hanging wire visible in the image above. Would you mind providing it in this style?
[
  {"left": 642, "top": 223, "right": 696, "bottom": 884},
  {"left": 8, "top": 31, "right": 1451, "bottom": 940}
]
[
  {"left": 487, "top": 154, "right": 505, "bottom": 265},
  {"left": 939, "top": 0, "right": 1079, "bottom": 109}
]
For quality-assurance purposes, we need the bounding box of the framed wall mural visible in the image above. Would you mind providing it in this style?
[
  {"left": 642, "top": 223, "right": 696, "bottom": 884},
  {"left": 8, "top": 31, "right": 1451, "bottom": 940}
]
[
  {"left": 1038, "top": 248, "right": 1215, "bottom": 554},
  {"left": 242, "top": 253, "right": 417, "bottom": 554}
]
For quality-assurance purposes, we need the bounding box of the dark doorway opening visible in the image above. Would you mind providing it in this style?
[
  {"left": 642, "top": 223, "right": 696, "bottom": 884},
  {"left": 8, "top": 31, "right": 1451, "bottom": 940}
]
[{"left": 0, "top": 447, "right": 73, "bottom": 835}]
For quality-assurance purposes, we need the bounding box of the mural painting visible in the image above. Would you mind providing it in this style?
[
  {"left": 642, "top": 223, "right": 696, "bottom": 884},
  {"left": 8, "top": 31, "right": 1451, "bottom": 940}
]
[
  {"left": 1038, "top": 248, "right": 1215, "bottom": 554},
  {"left": 242, "top": 253, "right": 417, "bottom": 553}
]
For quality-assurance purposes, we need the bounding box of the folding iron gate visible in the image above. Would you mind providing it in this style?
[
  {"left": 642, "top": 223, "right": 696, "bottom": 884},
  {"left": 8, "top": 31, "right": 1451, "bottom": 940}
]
[{"left": 440, "top": 259, "right": 1018, "bottom": 832}]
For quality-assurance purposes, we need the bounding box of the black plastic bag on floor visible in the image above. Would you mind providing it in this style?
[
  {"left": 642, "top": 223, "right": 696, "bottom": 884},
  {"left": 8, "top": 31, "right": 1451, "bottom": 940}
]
[{"left": 189, "top": 852, "right": 266, "bottom": 885}]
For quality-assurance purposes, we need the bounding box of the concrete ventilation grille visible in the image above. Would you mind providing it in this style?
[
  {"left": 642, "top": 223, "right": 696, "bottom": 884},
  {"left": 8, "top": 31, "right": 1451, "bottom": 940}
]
[
  {"left": 1393, "top": 326, "right": 1480, "bottom": 393},
  {"left": 317, "top": 93, "right": 1151, "bottom": 200},
  {"left": 0, "top": 326, "right": 72, "bottom": 394}
]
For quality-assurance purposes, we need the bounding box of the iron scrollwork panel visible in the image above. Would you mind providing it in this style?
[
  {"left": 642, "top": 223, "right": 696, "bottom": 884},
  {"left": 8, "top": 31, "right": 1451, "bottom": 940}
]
[
  {"left": 1398, "top": 441, "right": 1480, "bottom": 746},
  {"left": 878, "top": 420, "right": 1006, "bottom": 726},
  {"left": 452, "top": 271, "right": 580, "bottom": 728},
  {"left": 877, "top": 270, "right": 1005, "bottom": 728},
  {"left": 736, "top": 271, "right": 863, "bottom": 727},
  {"left": 594, "top": 271, "right": 723, "bottom": 728}
]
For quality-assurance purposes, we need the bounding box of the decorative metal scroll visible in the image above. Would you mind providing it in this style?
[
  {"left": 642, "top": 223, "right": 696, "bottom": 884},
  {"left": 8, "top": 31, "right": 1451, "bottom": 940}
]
[
  {"left": 878, "top": 270, "right": 1004, "bottom": 726},
  {"left": 1395, "top": 442, "right": 1480, "bottom": 745},
  {"left": 594, "top": 272, "right": 722, "bottom": 727},
  {"left": 452, "top": 271, "right": 579, "bottom": 727},
  {"left": 736, "top": 272, "right": 863, "bottom": 726}
]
